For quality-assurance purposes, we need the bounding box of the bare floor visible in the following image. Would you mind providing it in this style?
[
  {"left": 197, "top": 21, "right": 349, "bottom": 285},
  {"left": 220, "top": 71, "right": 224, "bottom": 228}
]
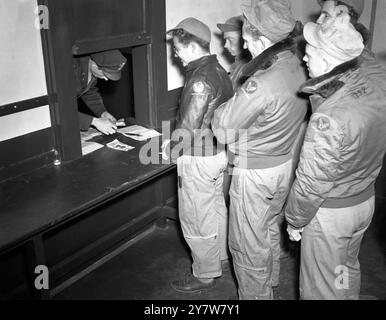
[{"left": 56, "top": 197, "right": 386, "bottom": 300}]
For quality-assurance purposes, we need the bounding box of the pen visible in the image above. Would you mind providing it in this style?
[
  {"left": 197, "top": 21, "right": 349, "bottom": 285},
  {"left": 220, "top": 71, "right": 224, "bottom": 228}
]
[{"left": 125, "top": 133, "right": 142, "bottom": 136}]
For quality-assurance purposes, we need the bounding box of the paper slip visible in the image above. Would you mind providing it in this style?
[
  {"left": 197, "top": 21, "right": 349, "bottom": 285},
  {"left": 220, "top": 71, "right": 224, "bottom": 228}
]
[
  {"left": 81, "top": 141, "right": 104, "bottom": 155},
  {"left": 80, "top": 128, "right": 103, "bottom": 141},
  {"left": 116, "top": 118, "right": 126, "bottom": 127},
  {"left": 117, "top": 125, "right": 162, "bottom": 141},
  {"left": 106, "top": 139, "right": 134, "bottom": 152}
]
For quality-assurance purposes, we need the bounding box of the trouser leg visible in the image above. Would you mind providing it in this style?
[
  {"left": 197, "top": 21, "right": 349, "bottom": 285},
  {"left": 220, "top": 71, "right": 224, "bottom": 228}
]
[
  {"left": 300, "top": 197, "right": 375, "bottom": 300},
  {"left": 229, "top": 161, "right": 292, "bottom": 300},
  {"left": 269, "top": 213, "right": 281, "bottom": 287},
  {"left": 346, "top": 197, "right": 375, "bottom": 299},
  {"left": 177, "top": 153, "right": 228, "bottom": 279}
]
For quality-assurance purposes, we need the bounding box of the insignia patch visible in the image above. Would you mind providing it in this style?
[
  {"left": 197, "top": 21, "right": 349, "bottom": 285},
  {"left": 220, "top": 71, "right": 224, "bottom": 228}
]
[
  {"left": 245, "top": 80, "right": 258, "bottom": 94},
  {"left": 316, "top": 117, "right": 331, "bottom": 131},
  {"left": 193, "top": 81, "right": 205, "bottom": 94}
]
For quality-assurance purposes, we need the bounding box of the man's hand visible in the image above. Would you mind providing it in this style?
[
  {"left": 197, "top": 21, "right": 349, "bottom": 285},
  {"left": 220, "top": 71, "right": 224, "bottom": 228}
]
[
  {"left": 287, "top": 225, "right": 304, "bottom": 242},
  {"left": 161, "top": 139, "right": 171, "bottom": 160},
  {"left": 91, "top": 117, "right": 117, "bottom": 135},
  {"left": 101, "top": 111, "right": 117, "bottom": 124}
]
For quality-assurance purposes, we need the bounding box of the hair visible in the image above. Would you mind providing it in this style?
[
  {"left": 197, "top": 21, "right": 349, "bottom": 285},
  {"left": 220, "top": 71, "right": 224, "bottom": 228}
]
[
  {"left": 336, "top": 1, "right": 360, "bottom": 23},
  {"left": 169, "top": 29, "right": 210, "bottom": 52},
  {"left": 242, "top": 18, "right": 264, "bottom": 40}
]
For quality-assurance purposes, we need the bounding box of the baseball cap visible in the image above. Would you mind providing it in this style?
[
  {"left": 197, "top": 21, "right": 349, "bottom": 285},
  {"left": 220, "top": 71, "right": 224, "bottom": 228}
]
[
  {"left": 304, "top": 19, "right": 364, "bottom": 62},
  {"left": 242, "top": 0, "right": 296, "bottom": 42},
  {"left": 90, "top": 50, "right": 127, "bottom": 81},
  {"left": 317, "top": 0, "right": 364, "bottom": 17},
  {"left": 167, "top": 17, "right": 211, "bottom": 43},
  {"left": 217, "top": 15, "right": 243, "bottom": 33}
]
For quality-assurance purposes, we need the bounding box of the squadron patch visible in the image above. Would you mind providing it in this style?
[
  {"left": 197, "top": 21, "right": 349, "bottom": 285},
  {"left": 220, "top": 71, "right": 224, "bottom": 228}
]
[
  {"left": 316, "top": 116, "right": 331, "bottom": 131},
  {"left": 193, "top": 81, "right": 205, "bottom": 94},
  {"left": 245, "top": 80, "right": 258, "bottom": 94}
]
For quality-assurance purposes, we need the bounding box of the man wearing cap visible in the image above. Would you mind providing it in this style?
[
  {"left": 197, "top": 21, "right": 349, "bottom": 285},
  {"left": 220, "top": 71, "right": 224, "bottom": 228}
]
[
  {"left": 163, "top": 17, "right": 233, "bottom": 293},
  {"left": 212, "top": 0, "right": 308, "bottom": 300},
  {"left": 73, "top": 49, "right": 127, "bottom": 135},
  {"left": 285, "top": 14, "right": 386, "bottom": 299},
  {"left": 316, "top": 0, "right": 371, "bottom": 45},
  {"left": 217, "top": 15, "right": 251, "bottom": 91}
]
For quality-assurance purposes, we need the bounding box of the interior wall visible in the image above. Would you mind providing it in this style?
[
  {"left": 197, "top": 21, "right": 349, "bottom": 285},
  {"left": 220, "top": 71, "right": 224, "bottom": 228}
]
[
  {"left": 373, "top": 0, "right": 386, "bottom": 66},
  {"left": 0, "top": 0, "right": 51, "bottom": 143}
]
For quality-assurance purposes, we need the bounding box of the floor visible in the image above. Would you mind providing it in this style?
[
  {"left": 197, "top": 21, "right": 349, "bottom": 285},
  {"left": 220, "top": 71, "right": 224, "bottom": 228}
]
[{"left": 55, "top": 197, "right": 386, "bottom": 300}]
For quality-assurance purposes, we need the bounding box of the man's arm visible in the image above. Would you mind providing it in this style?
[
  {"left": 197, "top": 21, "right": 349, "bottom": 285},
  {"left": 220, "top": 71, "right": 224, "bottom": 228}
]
[
  {"left": 285, "top": 113, "right": 344, "bottom": 229},
  {"left": 80, "top": 81, "right": 106, "bottom": 117},
  {"left": 212, "top": 78, "right": 266, "bottom": 144},
  {"left": 169, "top": 79, "right": 214, "bottom": 156}
]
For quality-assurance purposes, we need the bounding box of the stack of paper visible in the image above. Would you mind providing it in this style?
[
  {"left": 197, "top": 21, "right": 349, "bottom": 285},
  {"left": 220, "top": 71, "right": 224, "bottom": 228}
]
[
  {"left": 117, "top": 125, "right": 162, "bottom": 141},
  {"left": 81, "top": 141, "right": 104, "bottom": 155},
  {"left": 80, "top": 128, "right": 103, "bottom": 141}
]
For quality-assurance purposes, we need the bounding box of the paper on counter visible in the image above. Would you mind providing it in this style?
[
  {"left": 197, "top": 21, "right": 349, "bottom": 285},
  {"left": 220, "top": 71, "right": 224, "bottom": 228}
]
[
  {"left": 117, "top": 125, "right": 162, "bottom": 141},
  {"left": 80, "top": 128, "right": 103, "bottom": 141},
  {"left": 106, "top": 139, "right": 134, "bottom": 152},
  {"left": 81, "top": 141, "right": 104, "bottom": 155}
]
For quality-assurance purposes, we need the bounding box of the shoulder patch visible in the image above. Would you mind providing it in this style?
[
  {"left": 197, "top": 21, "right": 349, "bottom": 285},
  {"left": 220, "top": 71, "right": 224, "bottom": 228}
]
[
  {"left": 245, "top": 80, "right": 258, "bottom": 94},
  {"left": 316, "top": 116, "right": 331, "bottom": 131},
  {"left": 193, "top": 81, "right": 205, "bottom": 94}
]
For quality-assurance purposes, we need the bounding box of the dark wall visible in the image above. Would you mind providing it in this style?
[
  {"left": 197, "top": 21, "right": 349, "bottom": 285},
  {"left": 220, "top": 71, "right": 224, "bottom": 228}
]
[{"left": 97, "top": 50, "right": 135, "bottom": 120}]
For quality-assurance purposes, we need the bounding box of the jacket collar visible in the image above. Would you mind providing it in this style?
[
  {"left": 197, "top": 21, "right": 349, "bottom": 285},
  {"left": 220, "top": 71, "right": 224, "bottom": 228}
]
[
  {"left": 186, "top": 54, "right": 217, "bottom": 72},
  {"left": 300, "top": 55, "right": 362, "bottom": 99},
  {"left": 238, "top": 22, "right": 302, "bottom": 86}
]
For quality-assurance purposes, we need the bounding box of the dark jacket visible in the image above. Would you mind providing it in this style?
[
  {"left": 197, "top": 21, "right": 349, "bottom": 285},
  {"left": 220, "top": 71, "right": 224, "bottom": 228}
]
[
  {"left": 285, "top": 52, "right": 386, "bottom": 229},
  {"left": 212, "top": 35, "right": 308, "bottom": 169},
  {"left": 170, "top": 55, "right": 233, "bottom": 159},
  {"left": 73, "top": 57, "right": 106, "bottom": 130}
]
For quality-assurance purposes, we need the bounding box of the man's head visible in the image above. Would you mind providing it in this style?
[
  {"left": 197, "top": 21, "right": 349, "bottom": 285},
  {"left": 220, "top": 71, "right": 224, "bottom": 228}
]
[
  {"left": 316, "top": 0, "right": 364, "bottom": 25},
  {"left": 241, "top": 0, "right": 296, "bottom": 58},
  {"left": 167, "top": 17, "right": 211, "bottom": 66},
  {"left": 217, "top": 16, "right": 244, "bottom": 57},
  {"left": 303, "top": 16, "right": 364, "bottom": 78},
  {"left": 89, "top": 50, "right": 127, "bottom": 81}
]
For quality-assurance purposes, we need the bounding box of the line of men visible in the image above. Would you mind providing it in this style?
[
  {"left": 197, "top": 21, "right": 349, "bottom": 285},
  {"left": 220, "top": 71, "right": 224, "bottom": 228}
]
[{"left": 162, "top": 0, "right": 386, "bottom": 300}]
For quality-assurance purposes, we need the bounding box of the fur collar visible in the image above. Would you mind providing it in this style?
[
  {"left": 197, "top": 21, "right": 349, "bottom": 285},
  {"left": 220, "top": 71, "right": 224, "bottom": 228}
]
[
  {"left": 300, "top": 57, "right": 361, "bottom": 98},
  {"left": 238, "top": 21, "right": 303, "bottom": 86}
]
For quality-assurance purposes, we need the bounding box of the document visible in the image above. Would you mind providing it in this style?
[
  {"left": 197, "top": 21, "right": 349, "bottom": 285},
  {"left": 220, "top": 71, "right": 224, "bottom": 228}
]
[
  {"left": 117, "top": 125, "right": 162, "bottom": 141},
  {"left": 81, "top": 141, "right": 104, "bottom": 155}
]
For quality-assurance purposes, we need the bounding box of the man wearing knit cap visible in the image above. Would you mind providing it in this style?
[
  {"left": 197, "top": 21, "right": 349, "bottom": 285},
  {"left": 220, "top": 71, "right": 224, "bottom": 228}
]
[
  {"left": 285, "top": 15, "right": 386, "bottom": 299},
  {"left": 217, "top": 15, "right": 251, "bottom": 90},
  {"left": 163, "top": 17, "right": 233, "bottom": 293},
  {"left": 212, "top": 0, "right": 308, "bottom": 300},
  {"left": 316, "top": 0, "right": 371, "bottom": 45}
]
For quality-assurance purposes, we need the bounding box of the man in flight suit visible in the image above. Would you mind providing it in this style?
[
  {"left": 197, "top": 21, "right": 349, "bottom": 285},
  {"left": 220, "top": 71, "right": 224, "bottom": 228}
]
[
  {"left": 163, "top": 17, "right": 233, "bottom": 293},
  {"left": 285, "top": 12, "right": 386, "bottom": 300},
  {"left": 212, "top": 0, "right": 308, "bottom": 299}
]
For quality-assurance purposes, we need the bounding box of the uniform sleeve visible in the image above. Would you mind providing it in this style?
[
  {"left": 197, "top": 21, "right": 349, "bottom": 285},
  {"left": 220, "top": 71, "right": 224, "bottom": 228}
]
[
  {"left": 80, "top": 81, "right": 106, "bottom": 117},
  {"left": 212, "top": 78, "right": 266, "bottom": 144},
  {"left": 170, "top": 79, "right": 214, "bottom": 153},
  {"left": 78, "top": 112, "right": 93, "bottom": 131},
  {"left": 285, "top": 113, "right": 344, "bottom": 228}
]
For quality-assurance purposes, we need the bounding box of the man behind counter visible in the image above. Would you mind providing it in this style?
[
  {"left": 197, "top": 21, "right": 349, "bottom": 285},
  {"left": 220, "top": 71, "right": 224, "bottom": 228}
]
[{"left": 74, "top": 49, "right": 127, "bottom": 135}]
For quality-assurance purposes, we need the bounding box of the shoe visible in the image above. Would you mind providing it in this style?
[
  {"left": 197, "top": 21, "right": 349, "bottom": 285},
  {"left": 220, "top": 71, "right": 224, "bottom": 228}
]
[
  {"left": 171, "top": 274, "right": 216, "bottom": 293},
  {"left": 221, "top": 259, "right": 231, "bottom": 272}
]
